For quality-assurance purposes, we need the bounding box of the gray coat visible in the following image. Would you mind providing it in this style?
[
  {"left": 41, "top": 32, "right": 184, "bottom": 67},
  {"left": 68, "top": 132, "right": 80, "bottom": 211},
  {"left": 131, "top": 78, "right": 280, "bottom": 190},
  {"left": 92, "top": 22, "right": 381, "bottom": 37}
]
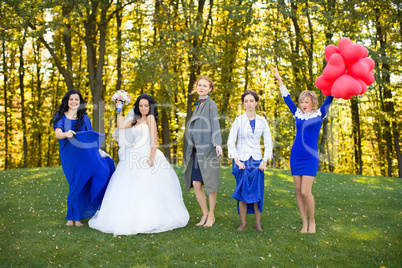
[{"left": 184, "top": 97, "right": 222, "bottom": 195}]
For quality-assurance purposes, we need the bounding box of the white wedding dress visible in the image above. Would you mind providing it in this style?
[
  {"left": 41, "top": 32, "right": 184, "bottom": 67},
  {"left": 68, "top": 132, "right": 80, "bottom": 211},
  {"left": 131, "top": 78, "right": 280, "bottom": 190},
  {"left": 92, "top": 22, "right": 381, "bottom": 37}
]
[{"left": 89, "top": 120, "right": 189, "bottom": 235}]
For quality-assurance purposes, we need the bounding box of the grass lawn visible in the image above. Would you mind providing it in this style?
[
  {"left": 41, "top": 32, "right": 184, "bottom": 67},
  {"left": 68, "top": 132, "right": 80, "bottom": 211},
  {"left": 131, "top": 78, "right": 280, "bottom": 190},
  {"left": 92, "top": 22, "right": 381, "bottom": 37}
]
[{"left": 0, "top": 165, "right": 400, "bottom": 267}]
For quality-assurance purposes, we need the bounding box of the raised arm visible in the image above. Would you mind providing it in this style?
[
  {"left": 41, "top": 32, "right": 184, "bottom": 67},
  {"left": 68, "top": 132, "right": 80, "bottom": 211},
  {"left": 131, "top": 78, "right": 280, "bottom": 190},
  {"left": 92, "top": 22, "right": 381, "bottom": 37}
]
[
  {"left": 116, "top": 101, "right": 135, "bottom": 129},
  {"left": 320, "top": 95, "right": 334, "bottom": 118},
  {"left": 271, "top": 66, "right": 298, "bottom": 115}
]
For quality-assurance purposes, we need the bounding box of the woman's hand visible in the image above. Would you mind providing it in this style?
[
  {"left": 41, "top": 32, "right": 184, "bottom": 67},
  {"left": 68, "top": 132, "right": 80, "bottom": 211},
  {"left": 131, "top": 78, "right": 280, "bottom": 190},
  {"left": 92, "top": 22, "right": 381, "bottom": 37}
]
[
  {"left": 235, "top": 158, "right": 245, "bottom": 170},
  {"left": 99, "top": 149, "right": 111, "bottom": 158},
  {"left": 148, "top": 157, "right": 155, "bottom": 167},
  {"left": 216, "top": 145, "right": 223, "bottom": 157},
  {"left": 259, "top": 160, "right": 267, "bottom": 171},
  {"left": 65, "top": 130, "right": 76, "bottom": 138},
  {"left": 270, "top": 66, "right": 282, "bottom": 80},
  {"left": 115, "top": 100, "right": 123, "bottom": 108},
  {"left": 270, "top": 65, "right": 285, "bottom": 87}
]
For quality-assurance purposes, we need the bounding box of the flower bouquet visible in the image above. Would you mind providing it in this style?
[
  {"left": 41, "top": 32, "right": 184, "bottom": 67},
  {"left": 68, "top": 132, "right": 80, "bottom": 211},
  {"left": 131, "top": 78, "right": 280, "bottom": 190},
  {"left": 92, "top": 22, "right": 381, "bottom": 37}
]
[
  {"left": 112, "top": 90, "right": 131, "bottom": 104},
  {"left": 112, "top": 90, "right": 131, "bottom": 113}
]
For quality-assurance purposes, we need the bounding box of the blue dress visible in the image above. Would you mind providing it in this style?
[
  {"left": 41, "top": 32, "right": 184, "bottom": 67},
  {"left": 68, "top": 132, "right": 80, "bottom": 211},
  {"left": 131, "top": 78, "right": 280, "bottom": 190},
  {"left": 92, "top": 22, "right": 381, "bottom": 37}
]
[
  {"left": 232, "top": 158, "right": 264, "bottom": 214},
  {"left": 231, "top": 119, "right": 265, "bottom": 214},
  {"left": 283, "top": 95, "right": 334, "bottom": 177},
  {"left": 53, "top": 114, "right": 115, "bottom": 221}
]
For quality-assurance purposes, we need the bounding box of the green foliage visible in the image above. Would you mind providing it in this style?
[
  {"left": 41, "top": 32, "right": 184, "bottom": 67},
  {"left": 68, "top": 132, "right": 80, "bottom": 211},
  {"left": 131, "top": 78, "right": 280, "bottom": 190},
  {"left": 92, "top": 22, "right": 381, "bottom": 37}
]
[
  {"left": 0, "top": 166, "right": 400, "bottom": 266},
  {"left": 0, "top": 0, "right": 401, "bottom": 176}
]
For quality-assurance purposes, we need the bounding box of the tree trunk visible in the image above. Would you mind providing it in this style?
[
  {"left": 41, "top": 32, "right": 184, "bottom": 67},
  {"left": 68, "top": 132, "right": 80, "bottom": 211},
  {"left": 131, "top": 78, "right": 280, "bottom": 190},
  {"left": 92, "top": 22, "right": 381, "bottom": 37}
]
[
  {"left": 115, "top": 0, "right": 122, "bottom": 92},
  {"left": 19, "top": 35, "right": 28, "bottom": 168},
  {"left": 34, "top": 40, "right": 43, "bottom": 167},
  {"left": 62, "top": 2, "right": 74, "bottom": 87},
  {"left": 305, "top": 1, "right": 314, "bottom": 91},
  {"left": 318, "top": 0, "right": 336, "bottom": 172},
  {"left": 161, "top": 109, "right": 172, "bottom": 162},
  {"left": 392, "top": 125, "right": 402, "bottom": 177},
  {"left": 289, "top": 0, "right": 302, "bottom": 90},
  {"left": 2, "top": 39, "right": 8, "bottom": 170},
  {"left": 85, "top": 0, "right": 107, "bottom": 135},
  {"left": 350, "top": 98, "right": 363, "bottom": 174},
  {"left": 183, "top": 0, "right": 210, "bottom": 157},
  {"left": 375, "top": 7, "right": 400, "bottom": 177},
  {"left": 26, "top": 21, "right": 74, "bottom": 90}
]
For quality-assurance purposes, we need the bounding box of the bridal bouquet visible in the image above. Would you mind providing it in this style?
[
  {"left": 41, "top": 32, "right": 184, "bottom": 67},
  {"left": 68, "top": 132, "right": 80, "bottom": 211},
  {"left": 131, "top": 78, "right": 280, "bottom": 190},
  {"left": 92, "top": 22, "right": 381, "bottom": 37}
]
[{"left": 112, "top": 90, "right": 131, "bottom": 105}]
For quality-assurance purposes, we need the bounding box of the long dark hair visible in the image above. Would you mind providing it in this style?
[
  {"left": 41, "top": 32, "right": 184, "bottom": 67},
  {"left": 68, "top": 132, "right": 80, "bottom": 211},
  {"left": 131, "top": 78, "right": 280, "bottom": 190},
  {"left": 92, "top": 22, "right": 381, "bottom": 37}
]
[
  {"left": 132, "top": 94, "right": 158, "bottom": 125},
  {"left": 53, "top": 89, "right": 87, "bottom": 131}
]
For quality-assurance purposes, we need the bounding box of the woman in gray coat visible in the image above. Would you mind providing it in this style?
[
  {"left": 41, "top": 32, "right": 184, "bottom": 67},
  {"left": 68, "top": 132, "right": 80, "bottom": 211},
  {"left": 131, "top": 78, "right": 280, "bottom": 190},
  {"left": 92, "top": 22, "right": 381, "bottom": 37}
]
[{"left": 184, "top": 76, "right": 222, "bottom": 227}]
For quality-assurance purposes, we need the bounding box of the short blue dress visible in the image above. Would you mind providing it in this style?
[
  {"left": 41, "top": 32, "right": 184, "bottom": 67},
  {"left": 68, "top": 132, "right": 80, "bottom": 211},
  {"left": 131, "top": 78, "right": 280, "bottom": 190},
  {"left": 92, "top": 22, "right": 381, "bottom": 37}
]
[
  {"left": 53, "top": 114, "right": 115, "bottom": 221},
  {"left": 283, "top": 95, "right": 334, "bottom": 176}
]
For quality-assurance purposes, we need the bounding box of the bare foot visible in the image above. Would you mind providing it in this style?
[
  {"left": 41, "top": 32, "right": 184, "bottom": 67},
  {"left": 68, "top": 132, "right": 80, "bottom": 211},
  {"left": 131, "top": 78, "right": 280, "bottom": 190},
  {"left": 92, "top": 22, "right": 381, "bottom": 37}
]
[
  {"left": 195, "top": 215, "right": 208, "bottom": 226},
  {"left": 255, "top": 223, "right": 263, "bottom": 232},
  {"left": 308, "top": 222, "right": 316, "bottom": 233},
  {"left": 237, "top": 224, "right": 246, "bottom": 231},
  {"left": 204, "top": 217, "right": 215, "bottom": 227},
  {"left": 75, "top": 221, "right": 83, "bottom": 227},
  {"left": 66, "top": 220, "right": 74, "bottom": 226},
  {"left": 300, "top": 225, "right": 308, "bottom": 233}
]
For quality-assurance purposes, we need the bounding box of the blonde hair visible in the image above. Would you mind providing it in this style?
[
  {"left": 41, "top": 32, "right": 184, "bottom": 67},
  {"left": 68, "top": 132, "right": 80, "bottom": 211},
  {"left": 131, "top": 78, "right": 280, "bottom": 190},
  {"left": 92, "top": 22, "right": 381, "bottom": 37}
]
[
  {"left": 190, "top": 75, "right": 214, "bottom": 95},
  {"left": 298, "top": 90, "right": 318, "bottom": 111}
]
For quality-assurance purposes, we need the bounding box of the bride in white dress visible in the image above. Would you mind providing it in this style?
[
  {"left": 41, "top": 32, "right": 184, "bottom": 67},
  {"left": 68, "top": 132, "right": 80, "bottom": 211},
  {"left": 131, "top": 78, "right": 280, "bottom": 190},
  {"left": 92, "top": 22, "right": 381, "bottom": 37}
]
[{"left": 89, "top": 94, "right": 189, "bottom": 235}]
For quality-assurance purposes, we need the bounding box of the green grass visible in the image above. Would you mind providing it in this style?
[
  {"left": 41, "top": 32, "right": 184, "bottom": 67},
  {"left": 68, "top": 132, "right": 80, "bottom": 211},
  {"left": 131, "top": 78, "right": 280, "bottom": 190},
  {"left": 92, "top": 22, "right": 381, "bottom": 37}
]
[{"left": 0, "top": 165, "right": 400, "bottom": 267}]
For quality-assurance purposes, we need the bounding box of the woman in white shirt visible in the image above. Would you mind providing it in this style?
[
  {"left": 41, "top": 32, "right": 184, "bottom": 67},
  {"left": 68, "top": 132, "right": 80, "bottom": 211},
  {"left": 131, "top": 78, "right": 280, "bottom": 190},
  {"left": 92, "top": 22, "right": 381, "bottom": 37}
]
[{"left": 227, "top": 90, "right": 273, "bottom": 231}]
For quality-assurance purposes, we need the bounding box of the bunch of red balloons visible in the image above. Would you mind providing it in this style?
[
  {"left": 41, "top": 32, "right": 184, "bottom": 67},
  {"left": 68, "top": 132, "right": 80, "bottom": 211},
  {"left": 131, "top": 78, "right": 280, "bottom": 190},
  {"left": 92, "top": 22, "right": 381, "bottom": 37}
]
[{"left": 315, "top": 38, "right": 375, "bottom": 100}]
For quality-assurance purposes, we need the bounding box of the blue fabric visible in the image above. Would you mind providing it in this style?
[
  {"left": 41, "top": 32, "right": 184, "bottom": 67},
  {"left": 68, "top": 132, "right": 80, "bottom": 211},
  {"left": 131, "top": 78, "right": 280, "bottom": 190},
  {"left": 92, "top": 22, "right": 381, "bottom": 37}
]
[
  {"left": 53, "top": 114, "right": 115, "bottom": 221},
  {"left": 284, "top": 95, "right": 334, "bottom": 177},
  {"left": 249, "top": 119, "right": 255, "bottom": 133},
  {"left": 191, "top": 151, "right": 203, "bottom": 182},
  {"left": 232, "top": 158, "right": 264, "bottom": 214}
]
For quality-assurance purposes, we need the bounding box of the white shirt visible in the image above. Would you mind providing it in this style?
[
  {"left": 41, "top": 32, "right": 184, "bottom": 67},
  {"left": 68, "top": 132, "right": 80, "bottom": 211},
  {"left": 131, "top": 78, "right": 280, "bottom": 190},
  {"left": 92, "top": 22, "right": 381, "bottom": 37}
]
[{"left": 227, "top": 113, "right": 273, "bottom": 161}]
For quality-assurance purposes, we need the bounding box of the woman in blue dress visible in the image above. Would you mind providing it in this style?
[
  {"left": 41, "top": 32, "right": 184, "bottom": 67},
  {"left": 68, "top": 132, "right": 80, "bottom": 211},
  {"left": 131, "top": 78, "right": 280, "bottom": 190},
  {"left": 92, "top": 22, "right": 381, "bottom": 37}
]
[
  {"left": 272, "top": 67, "right": 334, "bottom": 233},
  {"left": 53, "top": 89, "right": 115, "bottom": 227},
  {"left": 227, "top": 90, "right": 273, "bottom": 231}
]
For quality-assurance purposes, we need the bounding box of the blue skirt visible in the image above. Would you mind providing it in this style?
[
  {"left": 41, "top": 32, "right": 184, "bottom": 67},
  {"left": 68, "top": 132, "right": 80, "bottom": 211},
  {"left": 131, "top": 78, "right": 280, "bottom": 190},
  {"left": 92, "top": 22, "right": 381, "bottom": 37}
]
[
  {"left": 191, "top": 151, "right": 203, "bottom": 182},
  {"left": 232, "top": 158, "right": 264, "bottom": 214},
  {"left": 59, "top": 131, "right": 115, "bottom": 221}
]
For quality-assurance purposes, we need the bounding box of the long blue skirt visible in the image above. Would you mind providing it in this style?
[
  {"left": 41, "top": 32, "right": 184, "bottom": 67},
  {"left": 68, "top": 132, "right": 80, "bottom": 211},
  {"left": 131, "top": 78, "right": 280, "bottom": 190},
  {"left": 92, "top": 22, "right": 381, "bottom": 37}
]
[
  {"left": 59, "top": 130, "right": 115, "bottom": 221},
  {"left": 232, "top": 158, "right": 264, "bottom": 214}
]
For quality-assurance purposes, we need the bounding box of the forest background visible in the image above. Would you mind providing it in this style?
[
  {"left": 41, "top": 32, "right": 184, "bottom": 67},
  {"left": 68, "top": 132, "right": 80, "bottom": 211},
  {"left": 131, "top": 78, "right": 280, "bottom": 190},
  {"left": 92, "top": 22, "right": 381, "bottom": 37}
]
[{"left": 0, "top": 0, "right": 401, "bottom": 178}]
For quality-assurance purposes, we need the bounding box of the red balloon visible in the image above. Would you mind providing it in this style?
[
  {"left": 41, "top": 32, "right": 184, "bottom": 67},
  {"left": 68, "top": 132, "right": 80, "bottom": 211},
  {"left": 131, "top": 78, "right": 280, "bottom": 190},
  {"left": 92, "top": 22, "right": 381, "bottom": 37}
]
[
  {"left": 363, "top": 57, "right": 375, "bottom": 70},
  {"left": 348, "top": 58, "right": 375, "bottom": 80},
  {"left": 338, "top": 38, "right": 366, "bottom": 66},
  {"left": 362, "top": 71, "right": 375, "bottom": 85},
  {"left": 362, "top": 47, "right": 369, "bottom": 58},
  {"left": 325, "top": 45, "right": 340, "bottom": 62},
  {"left": 315, "top": 75, "right": 333, "bottom": 96},
  {"left": 323, "top": 53, "right": 346, "bottom": 81},
  {"left": 356, "top": 79, "right": 367, "bottom": 95},
  {"left": 348, "top": 59, "right": 369, "bottom": 80},
  {"left": 331, "top": 74, "right": 362, "bottom": 99}
]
